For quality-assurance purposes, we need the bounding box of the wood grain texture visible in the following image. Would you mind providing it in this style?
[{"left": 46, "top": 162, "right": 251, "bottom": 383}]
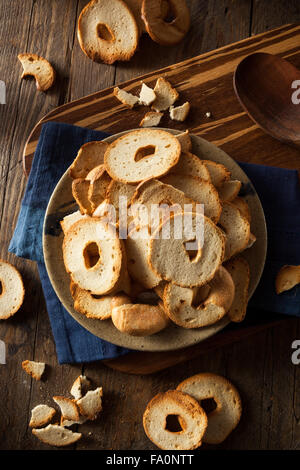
[
  {"left": 0, "top": 0, "right": 299, "bottom": 451},
  {"left": 24, "top": 23, "right": 300, "bottom": 176}
]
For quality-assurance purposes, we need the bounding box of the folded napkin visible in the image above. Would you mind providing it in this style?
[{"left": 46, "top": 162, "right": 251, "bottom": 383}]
[{"left": 9, "top": 121, "right": 300, "bottom": 364}]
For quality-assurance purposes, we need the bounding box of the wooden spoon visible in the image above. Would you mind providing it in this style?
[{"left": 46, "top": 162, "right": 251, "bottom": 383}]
[{"left": 233, "top": 52, "right": 300, "bottom": 147}]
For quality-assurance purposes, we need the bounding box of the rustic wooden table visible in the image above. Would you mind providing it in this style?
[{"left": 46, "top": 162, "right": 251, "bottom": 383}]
[{"left": 0, "top": 0, "right": 300, "bottom": 451}]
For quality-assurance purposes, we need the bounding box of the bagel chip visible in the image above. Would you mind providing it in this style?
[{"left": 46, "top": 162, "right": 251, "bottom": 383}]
[
  {"left": 275, "top": 265, "right": 300, "bottom": 294},
  {"left": 177, "top": 373, "right": 242, "bottom": 444},
  {"left": 32, "top": 424, "right": 82, "bottom": 447},
  {"left": 18, "top": 53, "right": 55, "bottom": 91},
  {"left": 22, "top": 360, "right": 45, "bottom": 381},
  {"left": 77, "top": 0, "right": 139, "bottom": 64},
  {"left": 143, "top": 390, "right": 207, "bottom": 450},
  {"left": 29, "top": 405, "right": 56, "bottom": 428},
  {"left": 0, "top": 260, "right": 24, "bottom": 320}
]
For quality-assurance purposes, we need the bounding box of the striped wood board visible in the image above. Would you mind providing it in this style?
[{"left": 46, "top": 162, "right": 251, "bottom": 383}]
[{"left": 23, "top": 24, "right": 300, "bottom": 374}]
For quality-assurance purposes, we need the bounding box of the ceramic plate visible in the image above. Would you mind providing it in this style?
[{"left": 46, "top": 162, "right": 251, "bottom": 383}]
[{"left": 43, "top": 129, "right": 267, "bottom": 352}]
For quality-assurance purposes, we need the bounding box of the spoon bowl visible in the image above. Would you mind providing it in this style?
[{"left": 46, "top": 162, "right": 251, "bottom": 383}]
[{"left": 233, "top": 52, "right": 300, "bottom": 147}]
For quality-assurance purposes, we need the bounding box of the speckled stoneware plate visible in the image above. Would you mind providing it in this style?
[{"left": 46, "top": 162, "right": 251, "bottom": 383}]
[{"left": 43, "top": 129, "right": 267, "bottom": 352}]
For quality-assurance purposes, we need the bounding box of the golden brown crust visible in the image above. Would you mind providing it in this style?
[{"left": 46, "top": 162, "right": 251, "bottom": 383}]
[
  {"left": 218, "top": 180, "right": 242, "bottom": 202},
  {"left": 203, "top": 160, "right": 231, "bottom": 187},
  {"left": 69, "top": 141, "right": 109, "bottom": 179},
  {"left": 62, "top": 218, "right": 124, "bottom": 295},
  {"left": 22, "top": 360, "right": 45, "bottom": 381},
  {"left": 218, "top": 201, "right": 250, "bottom": 261},
  {"left": 275, "top": 265, "right": 300, "bottom": 294},
  {"left": 72, "top": 178, "right": 93, "bottom": 215},
  {"left": 76, "top": 387, "right": 103, "bottom": 420},
  {"left": 77, "top": 0, "right": 139, "bottom": 64},
  {"left": 224, "top": 256, "right": 250, "bottom": 322},
  {"left": 0, "top": 259, "right": 25, "bottom": 319},
  {"left": 29, "top": 405, "right": 56, "bottom": 428},
  {"left": 177, "top": 373, "right": 242, "bottom": 444},
  {"left": 163, "top": 266, "right": 234, "bottom": 328},
  {"left": 104, "top": 129, "right": 181, "bottom": 184},
  {"left": 53, "top": 396, "right": 80, "bottom": 422},
  {"left": 149, "top": 212, "right": 225, "bottom": 288},
  {"left": 111, "top": 302, "right": 169, "bottom": 336},
  {"left": 143, "top": 389, "right": 207, "bottom": 450},
  {"left": 231, "top": 196, "right": 251, "bottom": 222},
  {"left": 142, "top": 0, "right": 190, "bottom": 46},
  {"left": 18, "top": 53, "right": 55, "bottom": 91}
]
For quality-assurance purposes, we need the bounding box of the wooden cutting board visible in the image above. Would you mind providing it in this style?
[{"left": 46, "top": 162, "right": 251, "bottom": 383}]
[{"left": 23, "top": 24, "right": 300, "bottom": 374}]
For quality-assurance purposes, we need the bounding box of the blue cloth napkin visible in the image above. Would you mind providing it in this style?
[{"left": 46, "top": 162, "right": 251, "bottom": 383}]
[
  {"left": 9, "top": 121, "right": 300, "bottom": 364},
  {"left": 9, "top": 122, "right": 130, "bottom": 364},
  {"left": 240, "top": 162, "right": 300, "bottom": 316}
]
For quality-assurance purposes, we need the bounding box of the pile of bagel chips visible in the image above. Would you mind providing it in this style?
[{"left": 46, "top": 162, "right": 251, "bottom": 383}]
[{"left": 61, "top": 127, "right": 255, "bottom": 337}]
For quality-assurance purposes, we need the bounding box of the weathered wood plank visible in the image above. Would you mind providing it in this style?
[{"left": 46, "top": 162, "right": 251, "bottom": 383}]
[
  {"left": 251, "top": 0, "right": 300, "bottom": 35},
  {"left": 0, "top": 0, "right": 37, "bottom": 450},
  {"left": 0, "top": 0, "right": 82, "bottom": 450}
]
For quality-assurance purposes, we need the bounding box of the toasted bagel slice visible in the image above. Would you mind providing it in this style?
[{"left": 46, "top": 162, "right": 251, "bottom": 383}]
[
  {"left": 177, "top": 373, "right": 242, "bottom": 444},
  {"left": 149, "top": 212, "right": 225, "bottom": 288},
  {"left": 171, "top": 152, "right": 211, "bottom": 181},
  {"left": 218, "top": 202, "right": 250, "bottom": 261},
  {"left": 203, "top": 160, "right": 231, "bottom": 188},
  {"left": 77, "top": 0, "right": 139, "bottom": 64},
  {"left": 72, "top": 178, "right": 93, "bottom": 215},
  {"left": 18, "top": 53, "right": 55, "bottom": 91},
  {"left": 63, "top": 218, "right": 124, "bottom": 295},
  {"left": 86, "top": 165, "right": 111, "bottom": 212},
  {"left": 143, "top": 390, "right": 207, "bottom": 450},
  {"left": 0, "top": 260, "right": 24, "bottom": 320},
  {"left": 111, "top": 300, "right": 169, "bottom": 336},
  {"left": 69, "top": 141, "right": 109, "bottom": 179},
  {"left": 71, "top": 284, "right": 114, "bottom": 320},
  {"left": 218, "top": 180, "right": 242, "bottom": 202},
  {"left": 224, "top": 256, "right": 250, "bottom": 322},
  {"left": 161, "top": 173, "right": 222, "bottom": 223},
  {"left": 163, "top": 266, "right": 234, "bottom": 328},
  {"left": 126, "top": 225, "right": 162, "bottom": 289},
  {"left": 61, "top": 211, "right": 88, "bottom": 235},
  {"left": 104, "top": 129, "right": 181, "bottom": 184},
  {"left": 176, "top": 130, "right": 192, "bottom": 153},
  {"left": 142, "top": 0, "right": 191, "bottom": 46},
  {"left": 130, "top": 178, "right": 198, "bottom": 230}
]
